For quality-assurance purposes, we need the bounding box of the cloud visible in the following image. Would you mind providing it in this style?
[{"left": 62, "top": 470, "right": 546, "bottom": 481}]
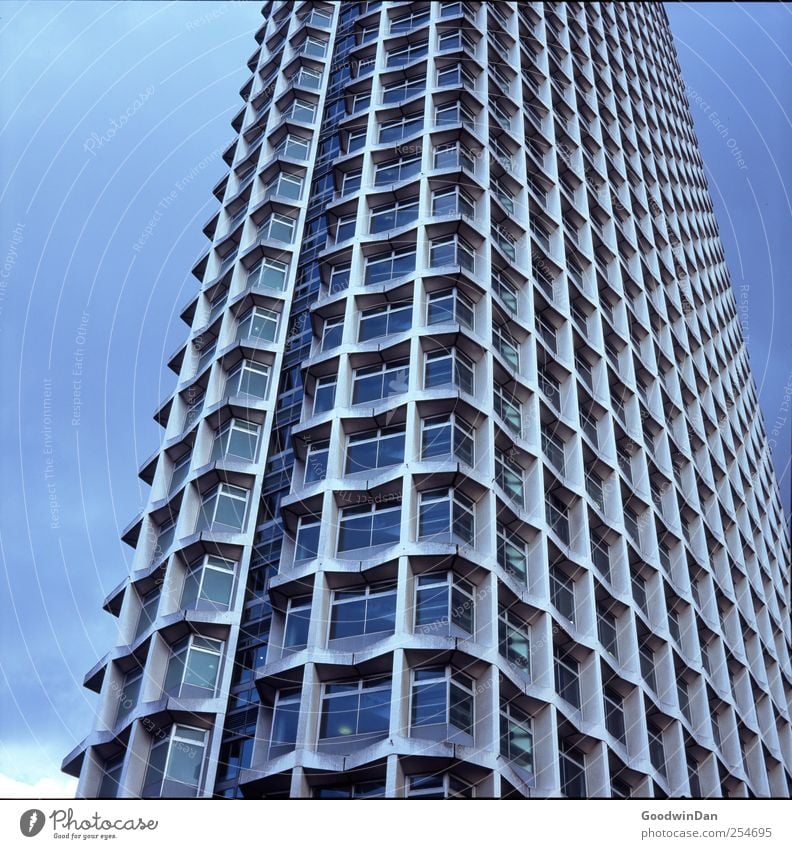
[{"left": 0, "top": 772, "right": 76, "bottom": 798}]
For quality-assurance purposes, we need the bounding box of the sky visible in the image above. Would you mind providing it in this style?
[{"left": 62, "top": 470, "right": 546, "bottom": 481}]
[{"left": 0, "top": 2, "right": 789, "bottom": 797}]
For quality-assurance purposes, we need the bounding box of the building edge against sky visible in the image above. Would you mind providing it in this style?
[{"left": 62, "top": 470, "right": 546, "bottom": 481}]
[{"left": 63, "top": 1, "right": 792, "bottom": 799}]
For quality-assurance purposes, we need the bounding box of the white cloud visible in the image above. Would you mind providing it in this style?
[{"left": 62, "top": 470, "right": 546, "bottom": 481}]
[{"left": 0, "top": 772, "right": 76, "bottom": 798}]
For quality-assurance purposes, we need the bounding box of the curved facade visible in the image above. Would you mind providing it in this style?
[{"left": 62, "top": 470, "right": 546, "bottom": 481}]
[{"left": 65, "top": 1, "right": 792, "bottom": 799}]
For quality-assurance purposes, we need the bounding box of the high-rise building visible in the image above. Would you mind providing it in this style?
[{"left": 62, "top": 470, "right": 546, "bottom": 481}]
[{"left": 64, "top": 1, "right": 791, "bottom": 799}]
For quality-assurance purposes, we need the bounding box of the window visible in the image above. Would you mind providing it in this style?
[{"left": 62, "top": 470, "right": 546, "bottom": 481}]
[
  {"left": 319, "top": 677, "right": 392, "bottom": 739},
  {"left": 624, "top": 506, "right": 641, "bottom": 548},
  {"left": 554, "top": 647, "right": 581, "bottom": 709},
  {"left": 346, "top": 127, "right": 367, "bottom": 152},
  {"left": 225, "top": 360, "right": 270, "bottom": 400},
  {"left": 427, "top": 288, "right": 474, "bottom": 329},
  {"left": 639, "top": 640, "right": 657, "bottom": 692},
  {"left": 321, "top": 316, "right": 344, "bottom": 351},
  {"left": 432, "top": 186, "right": 475, "bottom": 219},
  {"left": 358, "top": 300, "right": 412, "bottom": 341},
  {"left": 98, "top": 755, "right": 124, "bottom": 799},
  {"left": 438, "top": 29, "right": 476, "bottom": 54},
  {"left": 538, "top": 366, "right": 561, "bottom": 409},
  {"left": 302, "top": 35, "right": 327, "bottom": 58},
  {"left": 407, "top": 773, "right": 473, "bottom": 799},
  {"left": 313, "top": 376, "right": 336, "bottom": 414},
  {"left": 337, "top": 501, "right": 402, "bottom": 553},
  {"left": 351, "top": 91, "right": 370, "bottom": 113},
  {"left": 390, "top": 9, "right": 429, "bottom": 33},
  {"left": 304, "top": 439, "right": 329, "bottom": 483},
  {"left": 648, "top": 723, "right": 666, "bottom": 778},
  {"left": 329, "top": 583, "right": 397, "bottom": 641},
  {"left": 283, "top": 596, "right": 311, "bottom": 650},
  {"left": 370, "top": 197, "right": 419, "bottom": 233},
  {"left": 194, "top": 339, "right": 216, "bottom": 374},
  {"left": 493, "top": 269, "right": 519, "bottom": 312},
  {"left": 429, "top": 234, "right": 475, "bottom": 271},
  {"left": 546, "top": 493, "right": 570, "bottom": 545},
  {"left": 259, "top": 212, "right": 297, "bottom": 243},
  {"left": 150, "top": 515, "right": 177, "bottom": 565},
  {"left": 315, "top": 780, "right": 386, "bottom": 799},
  {"left": 291, "top": 66, "right": 322, "bottom": 90},
  {"left": 598, "top": 606, "right": 618, "bottom": 659},
  {"left": 411, "top": 667, "right": 474, "bottom": 735},
  {"left": 421, "top": 414, "right": 474, "bottom": 465},
  {"left": 590, "top": 532, "right": 611, "bottom": 579},
  {"left": 434, "top": 141, "right": 476, "bottom": 172},
  {"left": 559, "top": 740, "right": 586, "bottom": 797},
  {"left": 236, "top": 306, "right": 279, "bottom": 343},
  {"left": 495, "top": 448, "right": 524, "bottom": 507},
  {"left": 375, "top": 154, "right": 422, "bottom": 186},
  {"left": 143, "top": 725, "right": 207, "bottom": 798},
  {"left": 164, "top": 635, "right": 223, "bottom": 697},
  {"left": 247, "top": 257, "right": 288, "bottom": 292},
  {"left": 604, "top": 687, "right": 626, "bottom": 743},
  {"left": 116, "top": 666, "right": 143, "bottom": 725},
  {"left": 677, "top": 678, "right": 691, "bottom": 723},
  {"left": 288, "top": 98, "right": 316, "bottom": 122},
  {"left": 436, "top": 61, "right": 477, "bottom": 90},
  {"left": 364, "top": 247, "right": 416, "bottom": 284},
  {"left": 418, "top": 488, "right": 475, "bottom": 545},
  {"left": 264, "top": 171, "right": 303, "bottom": 201},
  {"left": 497, "top": 525, "right": 528, "bottom": 585},
  {"left": 493, "top": 323, "right": 519, "bottom": 369},
  {"left": 169, "top": 450, "right": 191, "bottom": 495},
  {"left": 541, "top": 425, "right": 565, "bottom": 474},
  {"left": 550, "top": 566, "right": 575, "bottom": 623},
  {"left": 352, "top": 359, "right": 409, "bottom": 404},
  {"left": 181, "top": 555, "right": 236, "bottom": 611},
  {"left": 386, "top": 41, "right": 428, "bottom": 67},
  {"left": 304, "top": 7, "right": 332, "bottom": 27},
  {"left": 211, "top": 419, "right": 260, "bottom": 465},
  {"left": 435, "top": 101, "right": 476, "bottom": 131},
  {"left": 493, "top": 384, "right": 522, "bottom": 436},
  {"left": 207, "top": 289, "right": 227, "bottom": 324},
  {"left": 414, "top": 572, "right": 474, "bottom": 636},
  {"left": 334, "top": 212, "right": 357, "bottom": 242},
  {"left": 378, "top": 112, "right": 423, "bottom": 143},
  {"left": 341, "top": 168, "right": 362, "bottom": 195},
  {"left": 382, "top": 75, "right": 426, "bottom": 104},
  {"left": 586, "top": 470, "right": 604, "bottom": 511},
  {"left": 424, "top": 348, "right": 474, "bottom": 394},
  {"left": 271, "top": 688, "right": 301, "bottom": 750},
  {"left": 197, "top": 483, "right": 248, "bottom": 533},
  {"left": 631, "top": 570, "right": 648, "bottom": 615},
  {"left": 135, "top": 588, "right": 160, "bottom": 640},
  {"left": 329, "top": 263, "right": 351, "bottom": 292},
  {"left": 345, "top": 426, "right": 405, "bottom": 474},
  {"left": 500, "top": 701, "right": 533, "bottom": 774},
  {"left": 295, "top": 516, "right": 321, "bottom": 561},
  {"left": 499, "top": 607, "right": 531, "bottom": 673},
  {"left": 276, "top": 133, "right": 311, "bottom": 160}
]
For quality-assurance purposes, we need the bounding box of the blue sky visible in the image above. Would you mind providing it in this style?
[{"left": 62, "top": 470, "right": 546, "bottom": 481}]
[{"left": 0, "top": 2, "right": 789, "bottom": 796}]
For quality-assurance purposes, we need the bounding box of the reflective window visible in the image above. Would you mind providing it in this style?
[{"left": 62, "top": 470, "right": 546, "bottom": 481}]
[
  {"left": 283, "top": 596, "right": 312, "bottom": 650},
  {"left": 181, "top": 555, "right": 236, "bottom": 611},
  {"left": 418, "top": 488, "right": 475, "bottom": 545},
  {"left": 427, "top": 288, "right": 474, "bottom": 329},
  {"left": 420, "top": 414, "right": 474, "bottom": 466},
  {"left": 499, "top": 607, "right": 531, "bottom": 673},
  {"left": 295, "top": 516, "right": 321, "bottom": 562},
  {"left": 338, "top": 501, "right": 402, "bottom": 553},
  {"left": 196, "top": 483, "right": 249, "bottom": 533},
  {"left": 329, "top": 583, "right": 397, "bottom": 641},
  {"left": 358, "top": 301, "right": 412, "bottom": 342},
  {"left": 143, "top": 725, "right": 207, "bottom": 798},
  {"left": 164, "top": 635, "right": 223, "bottom": 698},
  {"left": 236, "top": 306, "right": 279, "bottom": 343},
  {"left": 414, "top": 571, "right": 474, "bottom": 636},
  {"left": 319, "top": 677, "right": 392, "bottom": 738},
  {"left": 352, "top": 359, "right": 409, "bottom": 404},
  {"left": 225, "top": 360, "right": 270, "bottom": 400},
  {"left": 345, "top": 426, "right": 405, "bottom": 474},
  {"left": 500, "top": 701, "right": 533, "bottom": 773},
  {"left": 411, "top": 666, "right": 474, "bottom": 734}
]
